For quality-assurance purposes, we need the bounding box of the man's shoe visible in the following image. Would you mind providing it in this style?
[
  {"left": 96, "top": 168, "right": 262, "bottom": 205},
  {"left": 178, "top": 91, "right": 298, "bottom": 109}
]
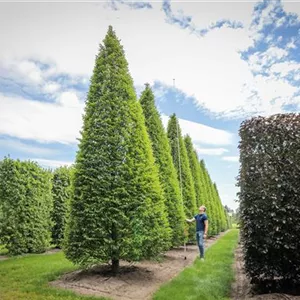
[{"left": 200, "top": 258, "right": 204, "bottom": 261}]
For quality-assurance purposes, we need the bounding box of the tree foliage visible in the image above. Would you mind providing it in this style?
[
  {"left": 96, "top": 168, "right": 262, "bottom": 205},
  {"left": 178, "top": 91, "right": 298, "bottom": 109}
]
[
  {"left": 51, "top": 166, "right": 72, "bottom": 248},
  {"left": 0, "top": 157, "right": 53, "bottom": 255},
  {"left": 139, "top": 84, "right": 185, "bottom": 247},
  {"left": 238, "top": 113, "right": 300, "bottom": 286},
  {"left": 167, "top": 114, "right": 197, "bottom": 241},
  {"left": 184, "top": 135, "right": 202, "bottom": 209},
  {"left": 64, "top": 26, "right": 171, "bottom": 272}
]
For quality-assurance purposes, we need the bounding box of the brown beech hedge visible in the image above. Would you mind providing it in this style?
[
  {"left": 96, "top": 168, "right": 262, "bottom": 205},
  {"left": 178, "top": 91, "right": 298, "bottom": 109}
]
[{"left": 237, "top": 113, "right": 300, "bottom": 286}]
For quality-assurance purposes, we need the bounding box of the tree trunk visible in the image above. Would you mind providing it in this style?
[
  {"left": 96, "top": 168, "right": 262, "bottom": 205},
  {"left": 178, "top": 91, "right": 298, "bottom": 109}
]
[
  {"left": 111, "top": 223, "right": 119, "bottom": 275},
  {"left": 112, "top": 258, "right": 119, "bottom": 275}
]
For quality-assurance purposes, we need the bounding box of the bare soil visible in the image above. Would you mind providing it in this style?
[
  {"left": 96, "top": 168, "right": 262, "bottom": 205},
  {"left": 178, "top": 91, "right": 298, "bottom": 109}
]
[
  {"left": 231, "top": 244, "right": 300, "bottom": 300},
  {"left": 50, "top": 233, "right": 224, "bottom": 300},
  {"left": 0, "top": 255, "right": 9, "bottom": 261}
]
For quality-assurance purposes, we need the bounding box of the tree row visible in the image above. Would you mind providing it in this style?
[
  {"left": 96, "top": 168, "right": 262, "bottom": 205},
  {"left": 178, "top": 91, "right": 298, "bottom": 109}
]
[{"left": 0, "top": 26, "right": 231, "bottom": 273}]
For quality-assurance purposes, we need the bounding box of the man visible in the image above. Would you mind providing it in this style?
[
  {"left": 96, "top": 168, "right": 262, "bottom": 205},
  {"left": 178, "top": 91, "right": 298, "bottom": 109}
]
[{"left": 186, "top": 205, "right": 209, "bottom": 261}]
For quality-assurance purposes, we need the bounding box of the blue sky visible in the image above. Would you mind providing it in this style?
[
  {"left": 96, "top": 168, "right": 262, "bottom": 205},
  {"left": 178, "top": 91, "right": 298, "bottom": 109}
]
[{"left": 1, "top": 0, "right": 300, "bottom": 210}]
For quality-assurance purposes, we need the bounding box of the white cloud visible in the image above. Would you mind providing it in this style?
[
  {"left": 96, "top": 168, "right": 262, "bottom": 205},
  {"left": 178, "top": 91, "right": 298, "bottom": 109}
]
[
  {"left": 248, "top": 47, "right": 289, "bottom": 74},
  {"left": 216, "top": 182, "right": 240, "bottom": 209},
  {"left": 170, "top": 1, "right": 255, "bottom": 30},
  {"left": 20, "top": 60, "right": 43, "bottom": 84},
  {"left": 270, "top": 61, "right": 300, "bottom": 76},
  {"left": 251, "top": 1, "right": 277, "bottom": 33},
  {"left": 287, "top": 39, "right": 297, "bottom": 49},
  {"left": 241, "top": 75, "right": 298, "bottom": 116},
  {"left": 292, "top": 96, "right": 300, "bottom": 108},
  {"left": 57, "top": 91, "right": 81, "bottom": 108},
  {"left": 254, "top": 76, "right": 297, "bottom": 103},
  {"left": 0, "top": 138, "right": 58, "bottom": 156},
  {"left": 33, "top": 158, "right": 73, "bottom": 169},
  {"left": 0, "top": 2, "right": 253, "bottom": 119},
  {"left": 0, "top": 59, "right": 43, "bottom": 86},
  {"left": 161, "top": 114, "right": 234, "bottom": 146},
  {"left": 243, "top": 45, "right": 300, "bottom": 116},
  {"left": 282, "top": 2, "right": 300, "bottom": 21},
  {"left": 0, "top": 58, "right": 65, "bottom": 100},
  {"left": 264, "top": 47, "right": 288, "bottom": 62},
  {"left": 196, "top": 147, "right": 229, "bottom": 156},
  {"left": 43, "top": 82, "right": 60, "bottom": 93},
  {"left": 222, "top": 156, "right": 239, "bottom": 162},
  {"left": 0, "top": 93, "right": 84, "bottom": 144},
  {"left": 0, "top": 92, "right": 233, "bottom": 147},
  {"left": 294, "top": 74, "right": 300, "bottom": 81},
  {"left": 0, "top": 1, "right": 299, "bottom": 121}
]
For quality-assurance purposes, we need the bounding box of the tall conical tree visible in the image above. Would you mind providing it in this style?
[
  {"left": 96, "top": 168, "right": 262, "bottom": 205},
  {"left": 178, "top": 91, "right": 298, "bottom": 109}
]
[
  {"left": 64, "top": 26, "right": 171, "bottom": 273},
  {"left": 51, "top": 166, "right": 72, "bottom": 248},
  {"left": 184, "top": 135, "right": 202, "bottom": 209},
  {"left": 213, "top": 182, "right": 227, "bottom": 231},
  {"left": 199, "top": 160, "right": 217, "bottom": 236},
  {"left": 204, "top": 170, "right": 221, "bottom": 234},
  {"left": 209, "top": 179, "right": 222, "bottom": 233},
  {"left": 167, "top": 114, "right": 197, "bottom": 241},
  {"left": 139, "top": 84, "right": 185, "bottom": 247},
  {"left": 197, "top": 159, "right": 208, "bottom": 207}
]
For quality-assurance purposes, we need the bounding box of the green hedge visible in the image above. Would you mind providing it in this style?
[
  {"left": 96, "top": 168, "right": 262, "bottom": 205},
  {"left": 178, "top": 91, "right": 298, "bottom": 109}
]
[
  {"left": 51, "top": 166, "right": 72, "bottom": 248},
  {"left": 237, "top": 113, "right": 300, "bottom": 286},
  {"left": 0, "top": 157, "right": 53, "bottom": 255}
]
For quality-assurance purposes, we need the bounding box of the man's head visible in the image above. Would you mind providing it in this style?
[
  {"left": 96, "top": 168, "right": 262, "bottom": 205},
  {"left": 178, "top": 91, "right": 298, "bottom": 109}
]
[{"left": 199, "top": 205, "right": 206, "bottom": 214}]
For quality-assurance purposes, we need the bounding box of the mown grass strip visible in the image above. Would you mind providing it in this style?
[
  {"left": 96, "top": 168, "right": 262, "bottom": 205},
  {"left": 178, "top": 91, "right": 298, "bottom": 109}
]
[
  {"left": 153, "top": 229, "right": 239, "bottom": 300},
  {"left": 0, "top": 230, "right": 239, "bottom": 300},
  {"left": 0, "top": 251, "right": 108, "bottom": 300}
]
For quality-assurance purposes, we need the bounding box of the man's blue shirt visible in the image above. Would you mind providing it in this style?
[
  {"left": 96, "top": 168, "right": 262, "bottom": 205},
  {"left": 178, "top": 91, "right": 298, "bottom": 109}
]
[{"left": 194, "top": 213, "right": 208, "bottom": 232}]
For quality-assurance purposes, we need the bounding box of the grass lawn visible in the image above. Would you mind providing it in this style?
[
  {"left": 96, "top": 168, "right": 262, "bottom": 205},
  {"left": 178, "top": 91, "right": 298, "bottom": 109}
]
[
  {"left": 153, "top": 229, "right": 239, "bottom": 300},
  {"left": 0, "top": 230, "right": 239, "bottom": 300},
  {"left": 0, "top": 251, "right": 108, "bottom": 300}
]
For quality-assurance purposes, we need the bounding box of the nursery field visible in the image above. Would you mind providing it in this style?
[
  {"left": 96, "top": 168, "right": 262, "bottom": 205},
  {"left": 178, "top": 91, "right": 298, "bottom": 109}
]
[
  {"left": 1, "top": 24, "right": 300, "bottom": 300},
  {"left": 0, "top": 230, "right": 237, "bottom": 300}
]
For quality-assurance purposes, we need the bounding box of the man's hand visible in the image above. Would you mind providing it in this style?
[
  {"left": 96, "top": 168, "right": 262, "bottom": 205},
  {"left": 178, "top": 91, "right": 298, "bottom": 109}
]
[
  {"left": 204, "top": 233, "right": 207, "bottom": 239},
  {"left": 186, "top": 218, "right": 194, "bottom": 223}
]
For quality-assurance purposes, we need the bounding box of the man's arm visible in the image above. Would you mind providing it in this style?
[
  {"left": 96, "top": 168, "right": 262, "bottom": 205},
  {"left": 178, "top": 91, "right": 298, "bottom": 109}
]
[
  {"left": 204, "top": 220, "right": 208, "bottom": 237},
  {"left": 186, "top": 218, "right": 195, "bottom": 223}
]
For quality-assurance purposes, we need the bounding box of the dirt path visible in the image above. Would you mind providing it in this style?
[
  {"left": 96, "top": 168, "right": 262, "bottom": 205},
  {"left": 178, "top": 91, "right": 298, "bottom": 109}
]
[
  {"left": 231, "top": 244, "right": 300, "bottom": 300},
  {"left": 50, "top": 232, "right": 226, "bottom": 300},
  {"left": 0, "top": 255, "right": 9, "bottom": 261},
  {"left": 231, "top": 244, "right": 252, "bottom": 300}
]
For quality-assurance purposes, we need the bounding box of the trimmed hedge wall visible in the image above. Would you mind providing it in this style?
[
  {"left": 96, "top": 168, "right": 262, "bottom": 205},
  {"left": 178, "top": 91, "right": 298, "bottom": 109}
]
[
  {"left": 0, "top": 157, "right": 53, "bottom": 255},
  {"left": 238, "top": 113, "right": 300, "bottom": 285}
]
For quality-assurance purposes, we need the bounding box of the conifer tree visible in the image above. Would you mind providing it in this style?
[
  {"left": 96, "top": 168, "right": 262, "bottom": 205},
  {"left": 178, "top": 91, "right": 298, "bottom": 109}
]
[
  {"left": 213, "top": 183, "right": 227, "bottom": 231},
  {"left": 210, "top": 180, "right": 222, "bottom": 233},
  {"left": 139, "top": 84, "right": 185, "bottom": 246},
  {"left": 167, "top": 114, "right": 197, "bottom": 241},
  {"left": 184, "top": 135, "right": 202, "bottom": 208},
  {"left": 197, "top": 159, "right": 208, "bottom": 208},
  {"left": 199, "top": 160, "right": 217, "bottom": 235},
  {"left": 64, "top": 26, "right": 171, "bottom": 273},
  {"left": 51, "top": 166, "right": 72, "bottom": 248}
]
